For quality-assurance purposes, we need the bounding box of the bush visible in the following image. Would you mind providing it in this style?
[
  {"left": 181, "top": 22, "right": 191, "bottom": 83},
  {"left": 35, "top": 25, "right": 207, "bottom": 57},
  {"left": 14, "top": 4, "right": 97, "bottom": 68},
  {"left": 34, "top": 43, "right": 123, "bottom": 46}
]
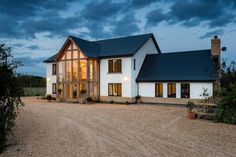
[
  {"left": 135, "top": 95, "right": 141, "bottom": 101},
  {"left": 215, "top": 84, "right": 236, "bottom": 124},
  {"left": 0, "top": 44, "right": 24, "bottom": 152},
  {"left": 186, "top": 101, "right": 194, "bottom": 112},
  {"left": 46, "top": 95, "right": 52, "bottom": 101},
  {"left": 86, "top": 97, "right": 93, "bottom": 103},
  {"left": 110, "top": 100, "right": 114, "bottom": 104}
]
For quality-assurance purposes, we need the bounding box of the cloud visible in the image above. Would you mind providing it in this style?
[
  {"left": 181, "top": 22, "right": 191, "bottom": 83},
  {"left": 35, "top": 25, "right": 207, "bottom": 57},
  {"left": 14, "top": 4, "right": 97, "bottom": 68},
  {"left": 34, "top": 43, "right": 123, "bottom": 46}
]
[
  {"left": 146, "top": 0, "right": 236, "bottom": 28},
  {"left": 113, "top": 13, "right": 141, "bottom": 36},
  {"left": 127, "top": 0, "right": 159, "bottom": 9},
  {"left": 26, "top": 45, "right": 40, "bottom": 50},
  {"left": 199, "top": 29, "right": 224, "bottom": 39}
]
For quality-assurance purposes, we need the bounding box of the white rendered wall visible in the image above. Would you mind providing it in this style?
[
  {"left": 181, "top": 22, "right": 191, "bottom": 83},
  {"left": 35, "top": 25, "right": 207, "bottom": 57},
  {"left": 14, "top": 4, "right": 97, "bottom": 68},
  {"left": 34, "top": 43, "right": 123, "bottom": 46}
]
[
  {"left": 100, "top": 57, "right": 132, "bottom": 97},
  {"left": 138, "top": 82, "right": 213, "bottom": 99},
  {"left": 190, "top": 83, "right": 213, "bottom": 99},
  {"left": 139, "top": 83, "right": 155, "bottom": 97},
  {"left": 46, "top": 63, "right": 57, "bottom": 95},
  {"left": 131, "top": 38, "right": 159, "bottom": 97}
]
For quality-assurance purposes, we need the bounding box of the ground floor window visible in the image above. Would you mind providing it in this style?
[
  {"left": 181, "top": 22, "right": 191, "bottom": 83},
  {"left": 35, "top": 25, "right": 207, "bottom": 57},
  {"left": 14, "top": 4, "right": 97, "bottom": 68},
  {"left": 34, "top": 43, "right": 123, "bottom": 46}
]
[
  {"left": 181, "top": 83, "right": 190, "bottom": 98},
  {"left": 52, "top": 83, "right": 56, "bottom": 94},
  {"left": 155, "top": 83, "right": 163, "bottom": 97},
  {"left": 108, "top": 83, "right": 122, "bottom": 96},
  {"left": 168, "top": 83, "right": 176, "bottom": 98}
]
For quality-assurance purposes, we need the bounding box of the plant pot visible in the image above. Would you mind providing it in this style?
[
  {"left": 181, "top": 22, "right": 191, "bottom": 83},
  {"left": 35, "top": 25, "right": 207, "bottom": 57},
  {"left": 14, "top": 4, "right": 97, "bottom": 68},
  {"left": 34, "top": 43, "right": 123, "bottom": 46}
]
[{"left": 187, "top": 112, "right": 197, "bottom": 119}]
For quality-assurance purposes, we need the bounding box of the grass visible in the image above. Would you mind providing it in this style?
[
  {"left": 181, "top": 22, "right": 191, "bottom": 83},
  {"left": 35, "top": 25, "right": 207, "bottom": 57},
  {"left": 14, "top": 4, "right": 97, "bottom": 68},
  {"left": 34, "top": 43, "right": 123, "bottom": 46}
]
[{"left": 23, "top": 87, "right": 46, "bottom": 96}]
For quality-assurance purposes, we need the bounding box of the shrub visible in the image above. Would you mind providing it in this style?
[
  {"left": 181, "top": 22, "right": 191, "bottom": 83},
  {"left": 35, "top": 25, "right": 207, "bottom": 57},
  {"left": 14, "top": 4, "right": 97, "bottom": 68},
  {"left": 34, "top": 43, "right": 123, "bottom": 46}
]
[
  {"left": 135, "top": 95, "right": 141, "bottom": 101},
  {"left": 46, "top": 95, "right": 52, "bottom": 101},
  {"left": 186, "top": 101, "right": 194, "bottom": 112},
  {"left": 87, "top": 97, "right": 93, "bottom": 103},
  {"left": 110, "top": 100, "right": 114, "bottom": 104},
  {"left": 215, "top": 84, "right": 236, "bottom": 124},
  {"left": 0, "top": 44, "right": 24, "bottom": 152}
]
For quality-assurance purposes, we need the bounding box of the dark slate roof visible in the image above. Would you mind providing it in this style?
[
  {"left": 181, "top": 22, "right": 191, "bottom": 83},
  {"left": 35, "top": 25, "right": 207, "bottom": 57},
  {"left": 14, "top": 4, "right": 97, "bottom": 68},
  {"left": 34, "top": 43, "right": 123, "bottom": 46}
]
[
  {"left": 43, "top": 53, "right": 58, "bottom": 63},
  {"left": 136, "top": 50, "right": 217, "bottom": 82},
  {"left": 70, "top": 36, "right": 100, "bottom": 58},
  {"left": 94, "top": 33, "right": 161, "bottom": 58},
  {"left": 44, "top": 33, "right": 160, "bottom": 62}
]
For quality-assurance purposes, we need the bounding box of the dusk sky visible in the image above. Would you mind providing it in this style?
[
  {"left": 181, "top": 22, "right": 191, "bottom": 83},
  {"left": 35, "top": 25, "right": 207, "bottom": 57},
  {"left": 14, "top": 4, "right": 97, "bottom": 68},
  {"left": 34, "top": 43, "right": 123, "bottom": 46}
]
[{"left": 0, "top": 0, "right": 235, "bottom": 77}]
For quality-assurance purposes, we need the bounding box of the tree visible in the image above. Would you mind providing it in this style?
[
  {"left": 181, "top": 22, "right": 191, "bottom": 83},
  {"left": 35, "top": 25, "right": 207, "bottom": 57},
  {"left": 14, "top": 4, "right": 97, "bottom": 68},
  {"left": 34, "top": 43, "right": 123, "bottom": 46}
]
[
  {"left": 215, "top": 61, "right": 236, "bottom": 124},
  {"left": 0, "top": 44, "right": 24, "bottom": 152}
]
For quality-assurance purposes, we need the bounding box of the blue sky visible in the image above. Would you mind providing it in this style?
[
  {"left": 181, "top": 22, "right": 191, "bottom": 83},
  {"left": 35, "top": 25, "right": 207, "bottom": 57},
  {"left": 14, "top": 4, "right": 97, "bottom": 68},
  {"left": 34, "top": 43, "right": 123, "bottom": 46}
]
[{"left": 0, "top": 0, "right": 235, "bottom": 77}]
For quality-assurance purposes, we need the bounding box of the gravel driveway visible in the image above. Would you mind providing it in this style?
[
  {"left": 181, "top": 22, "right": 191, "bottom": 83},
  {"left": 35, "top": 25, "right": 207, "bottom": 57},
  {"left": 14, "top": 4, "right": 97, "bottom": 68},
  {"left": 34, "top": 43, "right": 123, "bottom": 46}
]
[{"left": 1, "top": 97, "right": 236, "bottom": 157}]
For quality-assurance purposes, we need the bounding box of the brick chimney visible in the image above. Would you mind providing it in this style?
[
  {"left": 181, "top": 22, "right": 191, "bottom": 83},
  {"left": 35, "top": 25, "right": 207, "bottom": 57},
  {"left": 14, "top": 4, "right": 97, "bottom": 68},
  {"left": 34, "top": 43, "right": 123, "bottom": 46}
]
[
  {"left": 211, "top": 35, "right": 221, "bottom": 95},
  {"left": 211, "top": 35, "right": 221, "bottom": 57}
]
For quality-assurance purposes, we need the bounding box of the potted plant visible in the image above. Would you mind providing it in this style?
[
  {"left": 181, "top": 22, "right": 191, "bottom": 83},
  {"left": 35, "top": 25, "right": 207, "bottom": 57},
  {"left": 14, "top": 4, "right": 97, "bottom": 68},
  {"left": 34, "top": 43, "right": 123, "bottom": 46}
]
[
  {"left": 186, "top": 101, "right": 197, "bottom": 119},
  {"left": 135, "top": 95, "right": 142, "bottom": 103},
  {"left": 46, "top": 95, "right": 52, "bottom": 102},
  {"left": 86, "top": 97, "right": 93, "bottom": 104}
]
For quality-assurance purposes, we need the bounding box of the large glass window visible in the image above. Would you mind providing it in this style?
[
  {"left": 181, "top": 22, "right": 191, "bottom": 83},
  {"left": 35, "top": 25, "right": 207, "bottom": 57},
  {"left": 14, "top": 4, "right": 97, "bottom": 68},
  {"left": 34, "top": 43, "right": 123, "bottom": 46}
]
[
  {"left": 80, "top": 60, "right": 87, "bottom": 81},
  {"left": 72, "top": 60, "right": 78, "bottom": 81},
  {"left": 108, "top": 59, "right": 122, "bottom": 73},
  {"left": 155, "top": 83, "right": 163, "bottom": 97},
  {"left": 66, "top": 61, "right": 72, "bottom": 81},
  {"left": 181, "top": 83, "right": 190, "bottom": 98},
  {"left": 168, "top": 83, "right": 176, "bottom": 98},
  {"left": 108, "top": 83, "right": 122, "bottom": 96}
]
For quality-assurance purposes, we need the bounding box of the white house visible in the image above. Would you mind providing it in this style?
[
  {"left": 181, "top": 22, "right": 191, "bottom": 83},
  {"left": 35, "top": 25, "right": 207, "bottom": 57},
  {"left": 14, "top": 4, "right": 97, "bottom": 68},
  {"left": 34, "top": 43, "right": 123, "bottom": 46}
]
[{"left": 44, "top": 33, "right": 220, "bottom": 104}]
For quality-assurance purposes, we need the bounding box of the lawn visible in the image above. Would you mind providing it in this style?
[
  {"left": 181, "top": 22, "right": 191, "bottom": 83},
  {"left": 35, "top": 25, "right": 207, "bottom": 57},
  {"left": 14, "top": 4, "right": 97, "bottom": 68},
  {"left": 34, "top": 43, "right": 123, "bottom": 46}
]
[{"left": 2, "top": 97, "right": 236, "bottom": 157}]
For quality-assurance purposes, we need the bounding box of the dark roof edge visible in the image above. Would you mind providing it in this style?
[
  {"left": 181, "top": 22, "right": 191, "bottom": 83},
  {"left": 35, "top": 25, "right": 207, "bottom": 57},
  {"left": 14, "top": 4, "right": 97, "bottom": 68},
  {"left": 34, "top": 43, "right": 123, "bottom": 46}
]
[
  {"left": 132, "top": 34, "right": 161, "bottom": 56},
  {"left": 163, "top": 49, "right": 211, "bottom": 54},
  {"left": 136, "top": 79, "right": 216, "bottom": 82}
]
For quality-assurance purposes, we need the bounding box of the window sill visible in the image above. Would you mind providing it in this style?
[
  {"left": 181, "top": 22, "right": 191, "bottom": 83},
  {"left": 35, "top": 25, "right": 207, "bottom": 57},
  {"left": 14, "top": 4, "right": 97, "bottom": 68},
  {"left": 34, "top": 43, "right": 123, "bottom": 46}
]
[{"left": 107, "top": 72, "right": 122, "bottom": 74}]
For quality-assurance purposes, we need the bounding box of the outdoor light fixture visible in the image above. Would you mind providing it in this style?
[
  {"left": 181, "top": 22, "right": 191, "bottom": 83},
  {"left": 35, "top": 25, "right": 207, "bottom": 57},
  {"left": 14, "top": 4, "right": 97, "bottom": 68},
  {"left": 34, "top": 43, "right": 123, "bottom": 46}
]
[
  {"left": 124, "top": 77, "right": 129, "bottom": 81},
  {"left": 47, "top": 78, "right": 50, "bottom": 82}
]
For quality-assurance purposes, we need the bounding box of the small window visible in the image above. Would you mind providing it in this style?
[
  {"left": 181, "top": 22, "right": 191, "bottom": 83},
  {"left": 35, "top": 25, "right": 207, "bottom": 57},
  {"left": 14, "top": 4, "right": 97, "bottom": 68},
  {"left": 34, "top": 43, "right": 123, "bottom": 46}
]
[
  {"left": 181, "top": 83, "right": 190, "bottom": 98},
  {"left": 155, "top": 83, "right": 163, "bottom": 97},
  {"left": 108, "top": 59, "right": 122, "bottom": 73},
  {"left": 52, "top": 63, "right": 56, "bottom": 75},
  {"left": 52, "top": 83, "right": 56, "bottom": 94},
  {"left": 108, "top": 83, "right": 122, "bottom": 96},
  {"left": 133, "top": 59, "right": 136, "bottom": 70},
  {"left": 168, "top": 83, "right": 176, "bottom": 98}
]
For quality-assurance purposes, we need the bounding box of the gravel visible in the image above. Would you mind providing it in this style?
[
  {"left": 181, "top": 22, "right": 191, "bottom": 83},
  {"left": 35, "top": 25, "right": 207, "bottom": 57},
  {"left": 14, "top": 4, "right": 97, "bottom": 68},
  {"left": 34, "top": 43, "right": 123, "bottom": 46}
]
[{"left": 1, "top": 97, "right": 236, "bottom": 157}]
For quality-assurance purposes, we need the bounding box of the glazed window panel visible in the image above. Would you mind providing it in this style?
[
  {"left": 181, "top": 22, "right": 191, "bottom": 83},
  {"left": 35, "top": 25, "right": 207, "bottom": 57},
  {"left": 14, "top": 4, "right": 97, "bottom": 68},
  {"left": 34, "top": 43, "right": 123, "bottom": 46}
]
[
  {"left": 72, "top": 60, "right": 79, "bottom": 81},
  {"left": 89, "top": 60, "right": 93, "bottom": 81},
  {"left": 155, "top": 83, "right": 163, "bottom": 97},
  {"left": 73, "top": 49, "right": 78, "bottom": 59},
  {"left": 66, "top": 50, "right": 72, "bottom": 60},
  {"left": 79, "top": 83, "right": 87, "bottom": 95},
  {"left": 181, "top": 83, "right": 190, "bottom": 98},
  {"left": 168, "top": 83, "right": 176, "bottom": 98},
  {"left": 108, "top": 59, "right": 122, "bottom": 73},
  {"left": 80, "top": 52, "right": 86, "bottom": 59},
  {"left": 66, "top": 61, "right": 72, "bottom": 81},
  {"left": 108, "top": 83, "right": 122, "bottom": 96},
  {"left": 80, "top": 60, "right": 87, "bottom": 81},
  {"left": 72, "top": 83, "right": 78, "bottom": 99}
]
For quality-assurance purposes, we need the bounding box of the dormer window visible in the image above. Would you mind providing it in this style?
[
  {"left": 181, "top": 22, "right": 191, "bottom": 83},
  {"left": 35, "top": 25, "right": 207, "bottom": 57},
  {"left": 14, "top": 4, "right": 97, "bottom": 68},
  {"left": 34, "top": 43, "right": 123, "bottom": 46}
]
[{"left": 108, "top": 59, "right": 122, "bottom": 73}]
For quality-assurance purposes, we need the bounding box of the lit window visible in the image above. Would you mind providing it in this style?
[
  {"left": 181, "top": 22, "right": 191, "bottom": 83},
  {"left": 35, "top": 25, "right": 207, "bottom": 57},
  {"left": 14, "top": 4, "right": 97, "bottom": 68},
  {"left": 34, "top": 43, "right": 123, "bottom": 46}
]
[
  {"left": 168, "top": 83, "right": 176, "bottom": 98},
  {"left": 155, "top": 83, "right": 163, "bottom": 97},
  {"left": 108, "top": 83, "right": 122, "bottom": 96},
  {"left": 108, "top": 59, "right": 122, "bottom": 73}
]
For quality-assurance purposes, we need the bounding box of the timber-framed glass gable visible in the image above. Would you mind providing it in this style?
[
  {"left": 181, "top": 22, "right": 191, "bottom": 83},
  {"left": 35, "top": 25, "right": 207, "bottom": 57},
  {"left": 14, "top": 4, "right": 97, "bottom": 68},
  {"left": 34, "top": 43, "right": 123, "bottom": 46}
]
[{"left": 56, "top": 40, "right": 99, "bottom": 100}]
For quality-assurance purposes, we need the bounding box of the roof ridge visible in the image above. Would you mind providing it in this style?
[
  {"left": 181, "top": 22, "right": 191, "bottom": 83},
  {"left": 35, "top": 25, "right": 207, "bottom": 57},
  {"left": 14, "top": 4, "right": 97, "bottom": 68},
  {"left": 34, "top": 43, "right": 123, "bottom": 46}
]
[
  {"left": 163, "top": 49, "right": 210, "bottom": 54},
  {"left": 69, "top": 35, "right": 101, "bottom": 46},
  {"left": 93, "top": 33, "right": 153, "bottom": 42}
]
